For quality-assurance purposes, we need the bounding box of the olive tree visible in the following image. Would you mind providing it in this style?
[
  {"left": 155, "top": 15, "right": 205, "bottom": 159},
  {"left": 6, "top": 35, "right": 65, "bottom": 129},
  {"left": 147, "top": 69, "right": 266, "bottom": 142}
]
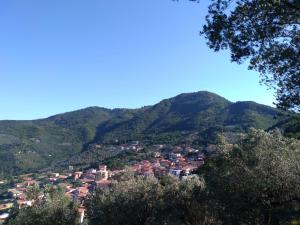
[
  {"left": 158, "top": 176, "right": 216, "bottom": 225},
  {"left": 86, "top": 173, "right": 212, "bottom": 225},
  {"left": 86, "top": 175, "right": 164, "bottom": 225},
  {"left": 201, "top": 129, "right": 300, "bottom": 224},
  {"left": 5, "top": 186, "right": 79, "bottom": 225}
]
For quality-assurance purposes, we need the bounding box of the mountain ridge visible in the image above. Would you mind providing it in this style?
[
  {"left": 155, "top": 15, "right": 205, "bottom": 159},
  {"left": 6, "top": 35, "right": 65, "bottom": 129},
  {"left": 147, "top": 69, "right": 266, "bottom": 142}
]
[{"left": 0, "top": 91, "right": 288, "bottom": 178}]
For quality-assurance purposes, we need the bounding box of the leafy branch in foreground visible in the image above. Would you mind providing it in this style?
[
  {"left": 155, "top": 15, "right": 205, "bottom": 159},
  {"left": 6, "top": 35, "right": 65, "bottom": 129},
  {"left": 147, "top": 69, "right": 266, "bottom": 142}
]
[{"left": 200, "top": 0, "right": 300, "bottom": 112}]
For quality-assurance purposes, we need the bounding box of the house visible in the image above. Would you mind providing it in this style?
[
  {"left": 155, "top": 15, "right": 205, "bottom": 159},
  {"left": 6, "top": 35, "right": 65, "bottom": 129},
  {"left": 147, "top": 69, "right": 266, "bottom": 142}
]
[
  {"left": 154, "top": 152, "right": 161, "bottom": 158},
  {"left": 160, "top": 159, "right": 172, "bottom": 168},
  {"left": 94, "top": 144, "right": 101, "bottom": 149},
  {"left": 48, "top": 177, "right": 57, "bottom": 182},
  {"left": 16, "top": 200, "right": 32, "bottom": 209},
  {"left": 15, "top": 183, "right": 23, "bottom": 188},
  {"left": 153, "top": 144, "right": 165, "bottom": 149},
  {"left": 131, "top": 164, "right": 142, "bottom": 173},
  {"left": 182, "top": 165, "right": 196, "bottom": 176},
  {"left": 73, "top": 186, "right": 89, "bottom": 202},
  {"left": 0, "top": 203, "right": 13, "bottom": 211},
  {"left": 58, "top": 175, "right": 68, "bottom": 180},
  {"left": 7, "top": 189, "right": 22, "bottom": 198},
  {"left": 0, "top": 213, "right": 9, "bottom": 223},
  {"left": 73, "top": 172, "right": 83, "bottom": 181},
  {"left": 169, "top": 153, "right": 182, "bottom": 162},
  {"left": 24, "top": 180, "right": 39, "bottom": 187},
  {"left": 86, "top": 169, "right": 97, "bottom": 174},
  {"left": 80, "top": 178, "right": 94, "bottom": 184},
  {"left": 184, "top": 147, "right": 199, "bottom": 153},
  {"left": 96, "top": 165, "right": 109, "bottom": 181},
  {"left": 169, "top": 168, "right": 182, "bottom": 177},
  {"left": 95, "top": 171, "right": 107, "bottom": 181},
  {"left": 21, "top": 176, "right": 33, "bottom": 182},
  {"left": 51, "top": 173, "right": 60, "bottom": 177},
  {"left": 99, "top": 165, "right": 107, "bottom": 171},
  {"left": 153, "top": 160, "right": 161, "bottom": 167}
]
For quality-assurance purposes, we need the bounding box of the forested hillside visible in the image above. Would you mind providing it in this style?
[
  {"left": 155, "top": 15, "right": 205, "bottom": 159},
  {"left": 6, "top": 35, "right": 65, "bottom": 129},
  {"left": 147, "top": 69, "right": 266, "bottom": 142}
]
[{"left": 0, "top": 91, "right": 287, "bottom": 177}]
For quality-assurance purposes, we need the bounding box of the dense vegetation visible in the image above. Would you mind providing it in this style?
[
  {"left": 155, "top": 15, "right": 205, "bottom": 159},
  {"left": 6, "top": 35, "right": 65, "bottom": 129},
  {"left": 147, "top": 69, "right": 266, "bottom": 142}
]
[
  {"left": 0, "top": 92, "right": 286, "bottom": 178},
  {"left": 6, "top": 129, "right": 300, "bottom": 225},
  {"left": 200, "top": 129, "right": 300, "bottom": 224},
  {"left": 4, "top": 186, "right": 79, "bottom": 225},
  {"left": 271, "top": 115, "right": 300, "bottom": 139}
]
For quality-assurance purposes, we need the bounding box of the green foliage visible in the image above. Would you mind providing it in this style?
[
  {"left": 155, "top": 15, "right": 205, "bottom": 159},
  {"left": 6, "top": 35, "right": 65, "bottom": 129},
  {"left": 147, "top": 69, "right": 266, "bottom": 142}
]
[
  {"left": 201, "top": 0, "right": 300, "bottom": 111},
  {"left": 26, "top": 185, "right": 42, "bottom": 201},
  {"left": 200, "top": 129, "right": 300, "bottom": 224},
  {"left": 70, "top": 180, "right": 83, "bottom": 188},
  {"left": 272, "top": 114, "right": 300, "bottom": 139},
  {"left": 5, "top": 186, "right": 79, "bottom": 225},
  {"left": 102, "top": 149, "right": 154, "bottom": 170},
  {"left": 85, "top": 174, "right": 207, "bottom": 225},
  {"left": 0, "top": 178, "right": 14, "bottom": 199},
  {"left": 0, "top": 107, "right": 137, "bottom": 176},
  {"left": 157, "top": 176, "right": 214, "bottom": 225},
  {"left": 86, "top": 175, "right": 163, "bottom": 225}
]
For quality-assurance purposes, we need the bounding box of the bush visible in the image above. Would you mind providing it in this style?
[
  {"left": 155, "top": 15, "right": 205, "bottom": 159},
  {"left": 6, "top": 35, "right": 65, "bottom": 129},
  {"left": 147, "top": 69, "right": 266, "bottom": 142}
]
[
  {"left": 201, "top": 129, "right": 300, "bottom": 224},
  {"left": 5, "top": 186, "right": 80, "bottom": 225}
]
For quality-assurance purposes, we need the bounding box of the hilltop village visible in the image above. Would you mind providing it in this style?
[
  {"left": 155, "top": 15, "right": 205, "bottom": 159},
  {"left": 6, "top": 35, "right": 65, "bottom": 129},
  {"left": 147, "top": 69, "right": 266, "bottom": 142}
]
[{"left": 0, "top": 142, "right": 209, "bottom": 224}]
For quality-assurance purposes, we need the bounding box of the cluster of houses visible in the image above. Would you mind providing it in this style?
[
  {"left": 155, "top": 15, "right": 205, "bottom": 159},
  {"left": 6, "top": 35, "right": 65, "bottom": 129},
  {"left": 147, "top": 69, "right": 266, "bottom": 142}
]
[
  {"left": 0, "top": 165, "right": 114, "bottom": 224},
  {"left": 0, "top": 143, "right": 206, "bottom": 224},
  {"left": 131, "top": 152, "right": 204, "bottom": 177}
]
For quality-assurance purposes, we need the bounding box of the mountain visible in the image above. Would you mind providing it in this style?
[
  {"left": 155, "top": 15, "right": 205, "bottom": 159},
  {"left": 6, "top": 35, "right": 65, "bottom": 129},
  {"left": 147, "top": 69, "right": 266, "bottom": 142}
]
[
  {"left": 0, "top": 107, "right": 139, "bottom": 177},
  {"left": 91, "top": 92, "right": 281, "bottom": 144},
  {"left": 0, "top": 91, "right": 286, "bottom": 177}
]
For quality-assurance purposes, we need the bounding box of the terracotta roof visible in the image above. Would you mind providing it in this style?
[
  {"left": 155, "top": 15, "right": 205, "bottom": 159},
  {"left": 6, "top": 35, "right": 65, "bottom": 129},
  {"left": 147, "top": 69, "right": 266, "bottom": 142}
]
[{"left": 78, "top": 207, "right": 85, "bottom": 213}]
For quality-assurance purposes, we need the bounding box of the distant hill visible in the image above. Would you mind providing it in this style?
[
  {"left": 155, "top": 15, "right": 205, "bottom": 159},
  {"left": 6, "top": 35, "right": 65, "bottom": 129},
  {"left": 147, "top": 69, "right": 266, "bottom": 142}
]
[
  {"left": 0, "top": 91, "right": 288, "bottom": 177},
  {"left": 92, "top": 92, "right": 282, "bottom": 144}
]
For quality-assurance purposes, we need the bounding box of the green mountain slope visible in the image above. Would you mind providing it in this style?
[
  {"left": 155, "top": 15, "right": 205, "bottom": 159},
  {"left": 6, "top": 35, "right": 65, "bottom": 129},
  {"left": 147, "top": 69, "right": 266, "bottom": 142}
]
[
  {"left": 95, "top": 92, "right": 281, "bottom": 143},
  {"left": 270, "top": 115, "right": 300, "bottom": 139},
  {"left": 0, "top": 91, "right": 286, "bottom": 177}
]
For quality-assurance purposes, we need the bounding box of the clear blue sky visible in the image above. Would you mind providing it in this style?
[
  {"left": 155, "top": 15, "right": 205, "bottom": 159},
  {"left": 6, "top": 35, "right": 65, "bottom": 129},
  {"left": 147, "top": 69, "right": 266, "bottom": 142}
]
[{"left": 0, "top": 0, "right": 275, "bottom": 120}]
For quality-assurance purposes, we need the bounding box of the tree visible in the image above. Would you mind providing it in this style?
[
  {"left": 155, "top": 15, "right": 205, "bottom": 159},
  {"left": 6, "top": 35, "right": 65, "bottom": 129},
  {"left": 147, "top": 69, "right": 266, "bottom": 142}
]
[
  {"left": 85, "top": 173, "right": 211, "bottom": 225},
  {"left": 86, "top": 175, "right": 163, "bottom": 225},
  {"left": 26, "top": 185, "right": 42, "bottom": 201},
  {"left": 200, "top": 0, "right": 300, "bottom": 112},
  {"left": 158, "top": 176, "right": 216, "bottom": 225},
  {"left": 5, "top": 186, "right": 79, "bottom": 225},
  {"left": 200, "top": 129, "right": 300, "bottom": 224}
]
